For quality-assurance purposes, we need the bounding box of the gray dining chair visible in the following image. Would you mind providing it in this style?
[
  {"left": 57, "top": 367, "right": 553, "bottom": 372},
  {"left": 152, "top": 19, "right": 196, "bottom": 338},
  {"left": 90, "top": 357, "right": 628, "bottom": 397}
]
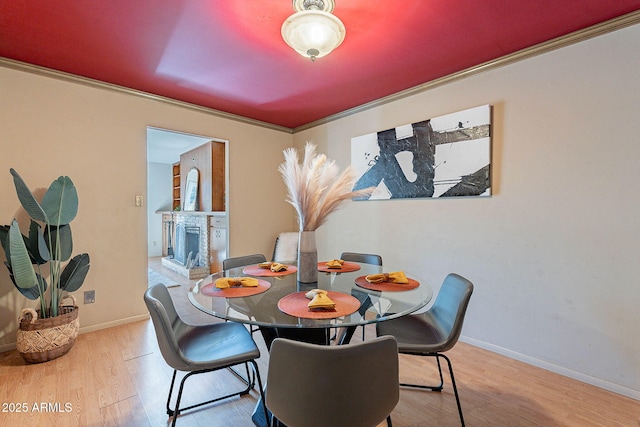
[
  {"left": 144, "top": 283, "right": 268, "bottom": 426},
  {"left": 222, "top": 253, "right": 267, "bottom": 272},
  {"left": 338, "top": 251, "right": 383, "bottom": 342},
  {"left": 271, "top": 231, "right": 299, "bottom": 262},
  {"left": 376, "top": 273, "right": 474, "bottom": 426},
  {"left": 221, "top": 254, "right": 267, "bottom": 334},
  {"left": 340, "top": 251, "right": 383, "bottom": 266},
  {"left": 266, "top": 336, "right": 399, "bottom": 427}
]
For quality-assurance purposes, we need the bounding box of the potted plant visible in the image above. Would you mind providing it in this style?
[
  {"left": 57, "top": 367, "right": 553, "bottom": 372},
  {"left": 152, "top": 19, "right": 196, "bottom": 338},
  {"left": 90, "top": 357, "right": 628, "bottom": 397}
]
[
  {"left": 0, "top": 168, "right": 90, "bottom": 363},
  {"left": 278, "top": 143, "right": 373, "bottom": 283}
]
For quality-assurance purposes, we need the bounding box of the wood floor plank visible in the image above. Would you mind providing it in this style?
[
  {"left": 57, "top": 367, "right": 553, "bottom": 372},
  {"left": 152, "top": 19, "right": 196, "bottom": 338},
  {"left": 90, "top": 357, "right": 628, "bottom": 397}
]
[{"left": 100, "top": 395, "right": 151, "bottom": 427}]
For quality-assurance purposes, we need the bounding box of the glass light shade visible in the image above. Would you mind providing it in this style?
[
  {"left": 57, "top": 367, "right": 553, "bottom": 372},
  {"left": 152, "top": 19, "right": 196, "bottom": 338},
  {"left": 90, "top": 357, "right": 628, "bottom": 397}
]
[{"left": 281, "top": 10, "right": 346, "bottom": 60}]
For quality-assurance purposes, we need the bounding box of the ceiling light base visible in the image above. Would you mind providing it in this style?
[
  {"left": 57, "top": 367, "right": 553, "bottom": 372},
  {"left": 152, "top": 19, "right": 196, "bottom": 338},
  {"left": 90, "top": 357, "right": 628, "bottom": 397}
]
[
  {"left": 293, "top": 0, "right": 335, "bottom": 13},
  {"left": 282, "top": 0, "right": 345, "bottom": 61}
]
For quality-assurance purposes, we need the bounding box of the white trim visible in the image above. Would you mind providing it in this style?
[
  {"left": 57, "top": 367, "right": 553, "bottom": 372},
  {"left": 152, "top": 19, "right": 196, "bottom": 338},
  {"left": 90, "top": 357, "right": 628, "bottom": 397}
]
[
  {"left": 461, "top": 336, "right": 640, "bottom": 401},
  {"left": 1, "top": 11, "right": 638, "bottom": 134},
  {"left": 0, "top": 58, "right": 292, "bottom": 134},
  {"left": 0, "top": 314, "right": 150, "bottom": 354},
  {"left": 77, "top": 313, "right": 150, "bottom": 334},
  {"left": 293, "top": 10, "right": 640, "bottom": 132}
]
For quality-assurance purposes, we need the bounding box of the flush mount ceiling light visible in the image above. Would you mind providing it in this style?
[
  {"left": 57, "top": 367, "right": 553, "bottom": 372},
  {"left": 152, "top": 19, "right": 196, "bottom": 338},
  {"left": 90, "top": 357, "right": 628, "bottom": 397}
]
[{"left": 281, "top": 0, "right": 346, "bottom": 61}]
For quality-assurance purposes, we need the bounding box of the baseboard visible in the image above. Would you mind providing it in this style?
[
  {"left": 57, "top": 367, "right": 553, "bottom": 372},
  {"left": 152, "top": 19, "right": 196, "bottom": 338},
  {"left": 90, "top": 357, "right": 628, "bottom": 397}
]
[
  {"left": 461, "top": 336, "right": 640, "bottom": 401},
  {"left": 78, "top": 314, "right": 150, "bottom": 334},
  {"left": 0, "top": 314, "right": 150, "bottom": 354}
]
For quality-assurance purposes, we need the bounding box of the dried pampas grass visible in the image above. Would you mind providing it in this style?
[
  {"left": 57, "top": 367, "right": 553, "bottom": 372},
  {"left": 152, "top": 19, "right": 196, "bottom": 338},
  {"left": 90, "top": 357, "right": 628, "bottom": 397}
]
[{"left": 278, "top": 142, "right": 373, "bottom": 231}]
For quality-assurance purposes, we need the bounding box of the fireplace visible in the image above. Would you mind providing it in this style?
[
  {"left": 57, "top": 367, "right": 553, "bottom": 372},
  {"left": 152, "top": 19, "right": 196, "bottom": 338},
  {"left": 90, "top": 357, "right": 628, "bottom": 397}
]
[
  {"left": 175, "top": 225, "right": 200, "bottom": 267},
  {"left": 162, "top": 213, "right": 211, "bottom": 279}
]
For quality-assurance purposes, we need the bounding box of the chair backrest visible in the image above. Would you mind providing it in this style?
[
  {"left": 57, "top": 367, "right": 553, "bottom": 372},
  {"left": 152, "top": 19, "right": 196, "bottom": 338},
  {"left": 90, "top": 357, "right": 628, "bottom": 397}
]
[
  {"left": 143, "top": 284, "right": 190, "bottom": 371},
  {"left": 266, "top": 336, "right": 399, "bottom": 427},
  {"left": 340, "top": 252, "right": 382, "bottom": 266},
  {"left": 272, "top": 232, "right": 299, "bottom": 262},
  {"left": 430, "top": 273, "right": 474, "bottom": 352},
  {"left": 222, "top": 254, "right": 267, "bottom": 271}
]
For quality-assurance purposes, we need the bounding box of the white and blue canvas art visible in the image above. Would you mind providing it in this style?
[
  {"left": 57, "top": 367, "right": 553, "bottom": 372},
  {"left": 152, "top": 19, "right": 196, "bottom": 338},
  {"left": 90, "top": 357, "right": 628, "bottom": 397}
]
[{"left": 351, "top": 105, "right": 492, "bottom": 200}]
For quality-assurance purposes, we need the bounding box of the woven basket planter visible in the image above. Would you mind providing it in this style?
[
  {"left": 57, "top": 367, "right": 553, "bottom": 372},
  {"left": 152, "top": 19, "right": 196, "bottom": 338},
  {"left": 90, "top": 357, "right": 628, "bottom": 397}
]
[{"left": 16, "top": 297, "right": 79, "bottom": 364}]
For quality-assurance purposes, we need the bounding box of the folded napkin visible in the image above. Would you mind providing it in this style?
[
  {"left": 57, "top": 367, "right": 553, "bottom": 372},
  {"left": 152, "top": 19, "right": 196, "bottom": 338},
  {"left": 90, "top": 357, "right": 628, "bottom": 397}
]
[
  {"left": 270, "top": 262, "right": 288, "bottom": 272},
  {"left": 215, "top": 277, "right": 259, "bottom": 289},
  {"left": 325, "top": 259, "right": 344, "bottom": 269},
  {"left": 308, "top": 292, "right": 336, "bottom": 310},
  {"left": 365, "top": 271, "right": 409, "bottom": 284},
  {"left": 257, "top": 261, "right": 288, "bottom": 272},
  {"left": 304, "top": 289, "right": 327, "bottom": 299}
]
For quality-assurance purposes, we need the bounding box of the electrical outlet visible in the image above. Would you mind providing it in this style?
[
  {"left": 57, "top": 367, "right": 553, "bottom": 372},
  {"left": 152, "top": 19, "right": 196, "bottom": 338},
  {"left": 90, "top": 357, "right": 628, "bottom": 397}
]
[
  {"left": 84, "top": 290, "right": 95, "bottom": 304},
  {"left": 135, "top": 195, "right": 144, "bottom": 207}
]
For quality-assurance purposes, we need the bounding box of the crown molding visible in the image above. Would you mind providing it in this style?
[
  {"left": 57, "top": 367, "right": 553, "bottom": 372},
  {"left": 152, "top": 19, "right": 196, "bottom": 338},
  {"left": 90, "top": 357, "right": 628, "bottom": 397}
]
[
  {"left": 293, "top": 10, "right": 640, "bottom": 133},
  {"left": 0, "top": 57, "right": 293, "bottom": 134},
  {"left": 2, "top": 9, "right": 639, "bottom": 136}
]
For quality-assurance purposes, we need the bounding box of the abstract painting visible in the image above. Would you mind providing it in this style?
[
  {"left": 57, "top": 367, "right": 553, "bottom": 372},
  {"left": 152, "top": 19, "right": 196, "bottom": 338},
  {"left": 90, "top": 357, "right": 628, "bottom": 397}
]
[{"left": 351, "top": 105, "right": 491, "bottom": 200}]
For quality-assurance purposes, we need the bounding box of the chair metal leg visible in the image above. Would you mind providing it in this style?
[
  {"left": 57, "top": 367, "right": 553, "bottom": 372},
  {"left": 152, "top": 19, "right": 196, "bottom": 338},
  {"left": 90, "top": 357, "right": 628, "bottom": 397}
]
[
  {"left": 166, "top": 370, "right": 179, "bottom": 416},
  {"left": 399, "top": 353, "right": 444, "bottom": 391},
  {"left": 165, "top": 361, "right": 258, "bottom": 426},
  {"left": 399, "top": 353, "right": 464, "bottom": 426},
  {"left": 440, "top": 353, "right": 465, "bottom": 427},
  {"left": 337, "top": 325, "right": 357, "bottom": 345},
  {"left": 386, "top": 414, "right": 393, "bottom": 426},
  {"left": 228, "top": 362, "right": 255, "bottom": 388},
  {"left": 250, "top": 359, "right": 270, "bottom": 427},
  {"left": 434, "top": 354, "right": 445, "bottom": 391}
]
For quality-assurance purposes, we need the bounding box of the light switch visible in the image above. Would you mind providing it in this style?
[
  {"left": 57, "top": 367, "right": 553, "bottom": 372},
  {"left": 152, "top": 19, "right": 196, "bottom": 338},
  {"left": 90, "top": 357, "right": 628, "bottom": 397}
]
[{"left": 135, "top": 195, "right": 144, "bottom": 207}]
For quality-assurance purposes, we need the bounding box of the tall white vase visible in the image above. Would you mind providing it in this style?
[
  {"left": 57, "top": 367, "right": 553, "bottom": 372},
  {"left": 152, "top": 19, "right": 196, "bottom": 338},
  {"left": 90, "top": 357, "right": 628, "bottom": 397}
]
[{"left": 297, "top": 230, "right": 318, "bottom": 283}]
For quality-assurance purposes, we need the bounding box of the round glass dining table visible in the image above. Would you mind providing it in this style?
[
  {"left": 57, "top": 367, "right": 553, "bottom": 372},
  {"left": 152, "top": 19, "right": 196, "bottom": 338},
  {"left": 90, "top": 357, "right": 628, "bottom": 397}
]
[{"left": 188, "top": 260, "right": 433, "bottom": 346}]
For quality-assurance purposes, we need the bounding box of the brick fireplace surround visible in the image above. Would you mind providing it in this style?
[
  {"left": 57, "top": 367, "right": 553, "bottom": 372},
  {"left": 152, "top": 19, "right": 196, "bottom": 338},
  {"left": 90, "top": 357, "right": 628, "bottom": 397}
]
[{"left": 161, "top": 212, "right": 211, "bottom": 279}]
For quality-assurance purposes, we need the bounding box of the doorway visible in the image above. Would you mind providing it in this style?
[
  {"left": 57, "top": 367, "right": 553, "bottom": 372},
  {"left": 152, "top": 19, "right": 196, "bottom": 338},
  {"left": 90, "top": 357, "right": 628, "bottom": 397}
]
[{"left": 146, "top": 126, "right": 228, "bottom": 287}]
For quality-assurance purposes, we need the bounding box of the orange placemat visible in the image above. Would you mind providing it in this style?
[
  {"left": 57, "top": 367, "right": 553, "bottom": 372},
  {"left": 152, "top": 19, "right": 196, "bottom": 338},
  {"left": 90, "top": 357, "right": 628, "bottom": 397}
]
[
  {"left": 354, "top": 275, "right": 420, "bottom": 292},
  {"left": 317, "top": 261, "right": 361, "bottom": 273},
  {"left": 278, "top": 291, "right": 361, "bottom": 320},
  {"left": 242, "top": 264, "right": 297, "bottom": 277},
  {"left": 200, "top": 279, "right": 271, "bottom": 298}
]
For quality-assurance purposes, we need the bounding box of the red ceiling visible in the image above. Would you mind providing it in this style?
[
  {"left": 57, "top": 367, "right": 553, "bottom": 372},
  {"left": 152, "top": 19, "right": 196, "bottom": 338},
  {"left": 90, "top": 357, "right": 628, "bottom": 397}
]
[{"left": 1, "top": 1, "right": 639, "bottom": 129}]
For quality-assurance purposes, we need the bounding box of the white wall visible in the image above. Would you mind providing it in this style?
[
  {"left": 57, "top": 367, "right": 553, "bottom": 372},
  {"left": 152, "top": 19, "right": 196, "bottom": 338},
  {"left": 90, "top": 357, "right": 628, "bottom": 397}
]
[
  {"left": 0, "top": 64, "right": 293, "bottom": 346},
  {"left": 147, "top": 162, "right": 172, "bottom": 257},
  {"left": 294, "top": 24, "right": 640, "bottom": 399}
]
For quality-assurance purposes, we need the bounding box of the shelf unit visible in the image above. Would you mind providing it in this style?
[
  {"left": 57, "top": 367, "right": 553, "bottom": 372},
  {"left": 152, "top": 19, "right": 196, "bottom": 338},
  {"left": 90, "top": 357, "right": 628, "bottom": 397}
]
[{"left": 172, "top": 162, "right": 180, "bottom": 210}]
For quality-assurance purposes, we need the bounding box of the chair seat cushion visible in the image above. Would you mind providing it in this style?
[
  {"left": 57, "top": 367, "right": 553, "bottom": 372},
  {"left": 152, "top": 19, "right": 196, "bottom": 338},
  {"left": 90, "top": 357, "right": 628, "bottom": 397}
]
[
  {"left": 176, "top": 322, "right": 259, "bottom": 370},
  {"left": 376, "top": 313, "right": 449, "bottom": 354}
]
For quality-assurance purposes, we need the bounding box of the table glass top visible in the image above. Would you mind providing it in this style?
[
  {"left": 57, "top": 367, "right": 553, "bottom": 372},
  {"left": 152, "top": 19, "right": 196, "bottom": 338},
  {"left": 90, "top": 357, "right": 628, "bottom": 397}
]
[{"left": 189, "top": 262, "right": 433, "bottom": 329}]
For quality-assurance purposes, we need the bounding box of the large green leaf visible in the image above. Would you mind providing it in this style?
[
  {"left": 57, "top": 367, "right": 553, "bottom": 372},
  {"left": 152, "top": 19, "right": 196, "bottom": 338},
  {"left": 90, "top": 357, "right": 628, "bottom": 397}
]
[
  {"left": 0, "top": 225, "right": 9, "bottom": 257},
  {"left": 4, "top": 263, "right": 45, "bottom": 300},
  {"left": 17, "top": 280, "right": 44, "bottom": 300},
  {"left": 10, "top": 169, "right": 46, "bottom": 222},
  {"left": 60, "top": 253, "right": 90, "bottom": 292},
  {"left": 44, "top": 224, "right": 72, "bottom": 262},
  {"left": 41, "top": 175, "right": 78, "bottom": 226},
  {"left": 27, "top": 220, "right": 49, "bottom": 264},
  {"left": 7, "top": 220, "right": 38, "bottom": 290}
]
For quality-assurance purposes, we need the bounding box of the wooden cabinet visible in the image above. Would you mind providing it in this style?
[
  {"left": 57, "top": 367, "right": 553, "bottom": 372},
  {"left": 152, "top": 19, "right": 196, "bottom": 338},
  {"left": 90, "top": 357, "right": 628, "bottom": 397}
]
[
  {"left": 161, "top": 213, "right": 176, "bottom": 257},
  {"left": 209, "top": 216, "right": 227, "bottom": 273},
  {"left": 172, "top": 163, "right": 180, "bottom": 210},
  {"left": 180, "top": 141, "right": 225, "bottom": 212}
]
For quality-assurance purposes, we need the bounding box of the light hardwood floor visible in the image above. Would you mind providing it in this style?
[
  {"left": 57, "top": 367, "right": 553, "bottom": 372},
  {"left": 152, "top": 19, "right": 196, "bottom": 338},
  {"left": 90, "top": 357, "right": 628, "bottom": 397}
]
[{"left": 0, "top": 259, "right": 638, "bottom": 427}]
